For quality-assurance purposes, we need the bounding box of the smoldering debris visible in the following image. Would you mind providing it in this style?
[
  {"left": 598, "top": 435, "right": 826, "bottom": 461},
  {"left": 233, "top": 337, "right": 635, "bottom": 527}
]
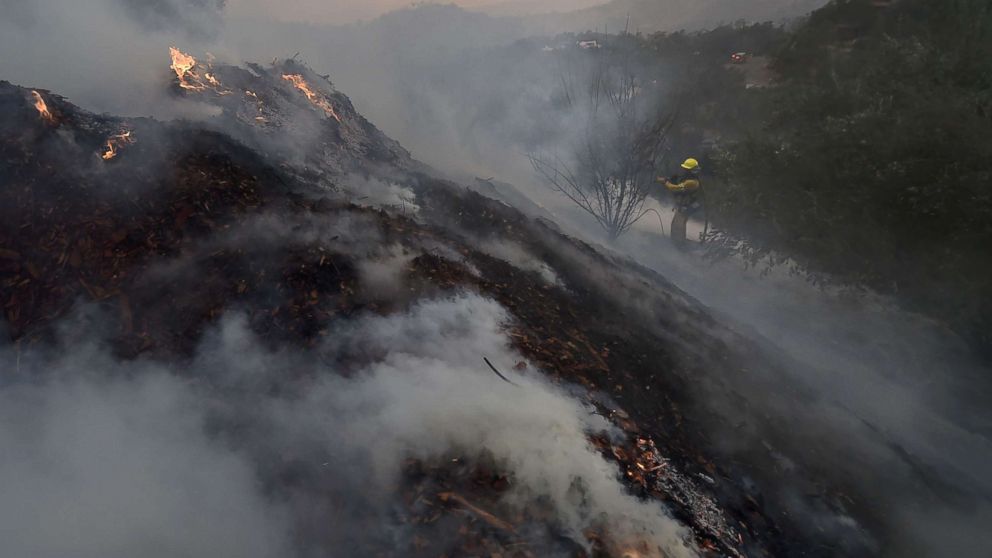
[
  {"left": 159, "top": 51, "right": 413, "bottom": 180},
  {"left": 473, "top": 238, "right": 561, "bottom": 286},
  {"left": 0, "top": 295, "right": 698, "bottom": 558},
  {"left": 344, "top": 174, "right": 420, "bottom": 214}
]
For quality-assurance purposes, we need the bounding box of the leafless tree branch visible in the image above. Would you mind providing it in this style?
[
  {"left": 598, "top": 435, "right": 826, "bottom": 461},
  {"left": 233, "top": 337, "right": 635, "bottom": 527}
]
[{"left": 531, "top": 40, "right": 679, "bottom": 240}]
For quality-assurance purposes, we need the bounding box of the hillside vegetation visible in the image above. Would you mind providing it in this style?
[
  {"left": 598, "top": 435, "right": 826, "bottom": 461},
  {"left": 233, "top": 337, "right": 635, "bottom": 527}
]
[
  {"left": 534, "top": 0, "right": 828, "bottom": 34},
  {"left": 708, "top": 0, "right": 992, "bottom": 358}
]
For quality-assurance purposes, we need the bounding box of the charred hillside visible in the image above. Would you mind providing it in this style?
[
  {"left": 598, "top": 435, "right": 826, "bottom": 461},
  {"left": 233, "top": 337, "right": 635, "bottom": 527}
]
[{"left": 1, "top": 53, "right": 888, "bottom": 558}]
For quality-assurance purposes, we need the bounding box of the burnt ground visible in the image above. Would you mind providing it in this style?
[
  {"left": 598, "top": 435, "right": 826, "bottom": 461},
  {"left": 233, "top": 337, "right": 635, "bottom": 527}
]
[{"left": 2, "top": 71, "right": 880, "bottom": 558}]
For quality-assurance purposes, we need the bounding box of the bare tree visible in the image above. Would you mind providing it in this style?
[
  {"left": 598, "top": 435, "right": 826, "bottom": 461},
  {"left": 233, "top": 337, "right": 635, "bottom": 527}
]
[{"left": 531, "top": 37, "right": 676, "bottom": 240}]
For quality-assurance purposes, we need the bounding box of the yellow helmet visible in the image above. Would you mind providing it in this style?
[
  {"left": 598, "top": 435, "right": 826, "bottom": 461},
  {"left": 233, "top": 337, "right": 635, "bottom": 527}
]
[{"left": 681, "top": 158, "right": 700, "bottom": 171}]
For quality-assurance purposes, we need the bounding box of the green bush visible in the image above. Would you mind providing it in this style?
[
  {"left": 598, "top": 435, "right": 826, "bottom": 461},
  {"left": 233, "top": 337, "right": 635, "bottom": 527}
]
[{"left": 710, "top": 0, "right": 992, "bottom": 358}]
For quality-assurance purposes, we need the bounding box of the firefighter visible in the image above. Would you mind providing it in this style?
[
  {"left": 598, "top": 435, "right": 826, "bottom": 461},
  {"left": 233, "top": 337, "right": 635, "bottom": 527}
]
[
  {"left": 662, "top": 158, "right": 702, "bottom": 211},
  {"left": 658, "top": 158, "right": 702, "bottom": 244}
]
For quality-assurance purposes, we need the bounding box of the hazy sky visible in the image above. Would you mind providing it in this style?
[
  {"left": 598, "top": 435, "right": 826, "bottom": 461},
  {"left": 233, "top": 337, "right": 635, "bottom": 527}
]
[{"left": 227, "top": 0, "right": 603, "bottom": 24}]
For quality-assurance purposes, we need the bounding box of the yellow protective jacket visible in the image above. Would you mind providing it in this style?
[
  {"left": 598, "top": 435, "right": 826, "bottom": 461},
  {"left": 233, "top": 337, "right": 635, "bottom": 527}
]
[{"left": 663, "top": 175, "right": 701, "bottom": 193}]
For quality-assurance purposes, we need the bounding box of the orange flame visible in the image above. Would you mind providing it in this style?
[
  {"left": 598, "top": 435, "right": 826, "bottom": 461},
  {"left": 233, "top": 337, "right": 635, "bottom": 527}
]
[
  {"left": 170, "top": 47, "right": 204, "bottom": 91},
  {"left": 102, "top": 130, "right": 134, "bottom": 161},
  {"left": 616, "top": 542, "right": 665, "bottom": 558},
  {"left": 282, "top": 74, "right": 342, "bottom": 123},
  {"left": 31, "top": 90, "right": 56, "bottom": 124},
  {"left": 169, "top": 47, "right": 228, "bottom": 94}
]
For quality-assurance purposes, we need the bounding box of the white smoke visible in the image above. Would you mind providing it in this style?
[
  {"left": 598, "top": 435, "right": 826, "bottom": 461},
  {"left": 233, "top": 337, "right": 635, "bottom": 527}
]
[
  {"left": 345, "top": 174, "right": 419, "bottom": 213},
  {"left": 0, "top": 294, "right": 696, "bottom": 557},
  {"left": 355, "top": 244, "right": 416, "bottom": 299},
  {"left": 474, "top": 238, "right": 562, "bottom": 286},
  {"left": 0, "top": 359, "right": 290, "bottom": 558},
  {"left": 267, "top": 294, "right": 695, "bottom": 555}
]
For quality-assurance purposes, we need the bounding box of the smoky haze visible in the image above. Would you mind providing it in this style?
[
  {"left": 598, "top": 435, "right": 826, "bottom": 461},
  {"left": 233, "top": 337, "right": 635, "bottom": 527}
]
[
  {"left": 226, "top": 0, "right": 606, "bottom": 24},
  {"left": 2, "top": 0, "right": 990, "bottom": 557},
  {"left": 119, "top": 0, "right": 227, "bottom": 37}
]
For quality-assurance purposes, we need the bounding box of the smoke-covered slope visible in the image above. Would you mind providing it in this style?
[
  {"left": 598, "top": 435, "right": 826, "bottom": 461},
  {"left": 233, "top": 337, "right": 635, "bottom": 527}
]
[
  {"left": 4, "top": 49, "right": 977, "bottom": 558},
  {"left": 0, "top": 57, "right": 751, "bottom": 558}
]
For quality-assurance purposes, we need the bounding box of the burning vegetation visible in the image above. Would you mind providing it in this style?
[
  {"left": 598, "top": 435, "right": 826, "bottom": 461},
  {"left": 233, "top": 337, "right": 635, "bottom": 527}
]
[
  {"left": 30, "top": 90, "right": 56, "bottom": 124},
  {"left": 101, "top": 129, "right": 134, "bottom": 161},
  {"left": 169, "top": 46, "right": 201, "bottom": 90},
  {"left": 282, "top": 73, "right": 342, "bottom": 122},
  {"left": 169, "top": 46, "right": 229, "bottom": 95}
]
